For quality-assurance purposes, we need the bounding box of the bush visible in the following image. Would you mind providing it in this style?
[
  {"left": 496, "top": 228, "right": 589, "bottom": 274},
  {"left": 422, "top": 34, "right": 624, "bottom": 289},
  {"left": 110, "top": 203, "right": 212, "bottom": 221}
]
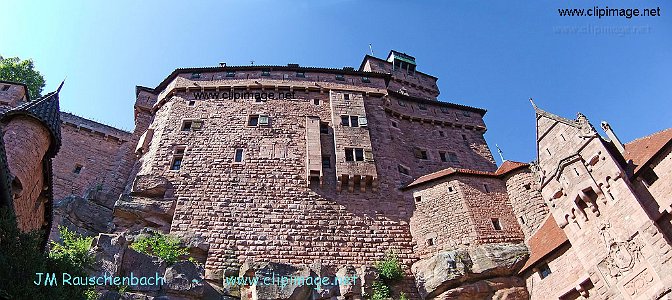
[
  {"left": 130, "top": 232, "right": 189, "bottom": 265},
  {"left": 0, "top": 209, "right": 96, "bottom": 300},
  {"left": 370, "top": 280, "right": 391, "bottom": 300},
  {"left": 375, "top": 252, "right": 404, "bottom": 283}
]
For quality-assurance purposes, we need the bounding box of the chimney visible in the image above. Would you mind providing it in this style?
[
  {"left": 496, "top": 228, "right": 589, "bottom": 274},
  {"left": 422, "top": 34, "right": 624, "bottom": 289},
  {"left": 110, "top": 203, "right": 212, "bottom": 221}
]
[{"left": 601, "top": 121, "right": 625, "bottom": 154}]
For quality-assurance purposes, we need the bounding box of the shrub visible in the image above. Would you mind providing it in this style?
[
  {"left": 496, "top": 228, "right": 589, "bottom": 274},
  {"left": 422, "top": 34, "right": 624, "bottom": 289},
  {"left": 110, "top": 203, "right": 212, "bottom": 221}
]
[
  {"left": 370, "top": 280, "right": 391, "bottom": 300},
  {"left": 375, "top": 252, "right": 404, "bottom": 283},
  {"left": 131, "top": 232, "right": 189, "bottom": 265}
]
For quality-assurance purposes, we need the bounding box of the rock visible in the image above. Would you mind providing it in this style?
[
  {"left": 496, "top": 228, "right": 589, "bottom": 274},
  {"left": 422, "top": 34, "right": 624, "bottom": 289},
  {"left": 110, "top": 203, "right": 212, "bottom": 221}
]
[
  {"left": 120, "top": 248, "right": 166, "bottom": 292},
  {"left": 54, "top": 196, "right": 114, "bottom": 236},
  {"left": 164, "top": 261, "right": 205, "bottom": 297},
  {"left": 433, "top": 277, "right": 528, "bottom": 300},
  {"left": 336, "top": 265, "right": 361, "bottom": 297},
  {"left": 131, "top": 175, "right": 171, "bottom": 198},
  {"left": 113, "top": 195, "right": 176, "bottom": 232},
  {"left": 411, "top": 243, "right": 529, "bottom": 299},
  {"left": 359, "top": 265, "right": 378, "bottom": 297},
  {"left": 239, "top": 261, "right": 315, "bottom": 300},
  {"left": 89, "top": 233, "right": 129, "bottom": 277}
]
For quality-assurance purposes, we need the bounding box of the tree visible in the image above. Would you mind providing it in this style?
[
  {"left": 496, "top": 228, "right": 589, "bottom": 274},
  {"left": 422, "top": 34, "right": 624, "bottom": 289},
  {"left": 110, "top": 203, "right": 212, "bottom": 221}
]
[{"left": 0, "top": 56, "right": 46, "bottom": 100}]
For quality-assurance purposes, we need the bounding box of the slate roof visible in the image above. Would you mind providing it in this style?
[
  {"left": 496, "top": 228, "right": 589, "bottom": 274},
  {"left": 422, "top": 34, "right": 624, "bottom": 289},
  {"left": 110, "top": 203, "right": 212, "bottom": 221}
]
[
  {"left": 1, "top": 87, "right": 62, "bottom": 158},
  {"left": 623, "top": 128, "right": 672, "bottom": 176},
  {"left": 519, "top": 215, "right": 569, "bottom": 273},
  {"left": 402, "top": 160, "right": 529, "bottom": 190}
]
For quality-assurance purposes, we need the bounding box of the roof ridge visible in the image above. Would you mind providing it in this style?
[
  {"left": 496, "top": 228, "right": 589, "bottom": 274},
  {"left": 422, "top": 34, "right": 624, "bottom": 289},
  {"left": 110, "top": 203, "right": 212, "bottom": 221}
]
[{"left": 625, "top": 127, "right": 672, "bottom": 146}]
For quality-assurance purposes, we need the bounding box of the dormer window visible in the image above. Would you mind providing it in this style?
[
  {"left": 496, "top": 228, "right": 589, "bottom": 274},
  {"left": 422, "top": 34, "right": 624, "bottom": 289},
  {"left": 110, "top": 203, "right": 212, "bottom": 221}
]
[
  {"left": 226, "top": 71, "right": 236, "bottom": 77},
  {"left": 335, "top": 74, "right": 345, "bottom": 81},
  {"left": 361, "top": 76, "right": 371, "bottom": 83},
  {"left": 296, "top": 71, "right": 305, "bottom": 78},
  {"left": 190, "top": 72, "right": 201, "bottom": 79},
  {"left": 261, "top": 69, "right": 271, "bottom": 76}
]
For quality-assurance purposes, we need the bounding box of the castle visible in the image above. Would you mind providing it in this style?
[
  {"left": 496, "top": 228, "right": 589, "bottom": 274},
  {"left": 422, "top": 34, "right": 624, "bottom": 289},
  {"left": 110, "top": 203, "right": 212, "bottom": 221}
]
[{"left": 0, "top": 50, "right": 670, "bottom": 299}]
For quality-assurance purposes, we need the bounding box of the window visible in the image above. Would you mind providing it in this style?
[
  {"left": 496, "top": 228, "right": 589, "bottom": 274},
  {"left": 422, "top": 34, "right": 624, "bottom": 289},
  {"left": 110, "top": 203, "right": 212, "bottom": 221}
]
[
  {"left": 524, "top": 183, "right": 531, "bottom": 190},
  {"left": 448, "top": 152, "right": 459, "bottom": 163},
  {"left": 261, "top": 69, "right": 270, "bottom": 76},
  {"left": 225, "top": 71, "right": 235, "bottom": 77},
  {"left": 258, "top": 115, "right": 269, "bottom": 126},
  {"left": 190, "top": 72, "right": 201, "bottom": 79},
  {"left": 320, "top": 122, "right": 329, "bottom": 134},
  {"left": 188, "top": 100, "right": 196, "bottom": 106},
  {"left": 439, "top": 151, "right": 447, "bottom": 162},
  {"left": 350, "top": 116, "right": 359, "bottom": 127},
  {"left": 345, "top": 148, "right": 364, "bottom": 162},
  {"left": 440, "top": 107, "right": 450, "bottom": 114},
  {"left": 463, "top": 111, "right": 470, "bottom": 117},
  {"left": 73, "top": 164, "right": 83, "bottom": 174},
  {"left": 414, "top": 196, "right": 422, "bottom": 203},
  {"left": 341, "top": 115, "right": 350, "bottom": 126},
  {"left": 641, "top": 167, "right": 659, "bottom": 186},
  {"left": 343, "top": 93, "right": 350, "bottom": 100},
  {"left": 491, "top": 218, "right": 502, "bottom": 230},
  {"left": 248, "top": 115, "right": 259, "bottom": 126},
  {"left": 398, "top": 100, "right": 407, "bottom": 107},
  {"left": 560, "top": 134, "right": 566, "bottom": 141},
  {"left": 170, "top": 156, "right": 183, "bottom": 170},
  {"left": 462, "top": 134, "right": 468, "bottom": 142},
  {"left": 448, "top": 186, "right": 454, "bottom": 192},
  {"left": 335, "top": 74, "right": 345, "bottom": 81},
  {"left": 182, "top": 120, "right": 203, "bottom": 131},
  {"left": 313, "top": 99, "right": 320, "bottom": 105},
  {"left": 1, "top": 85, "right": 9, "bottom": 91},
  {"left": 538, "top": 263, "right": 552, "bottom": 279},
  {"left": 234, "top": 149, "right": 244, "bottom": 163},
  {"left": 418, "top": 103, "right": 427, "bottom": 110},
  {"left": 484, "top": 184, "right": 490, "bottom": 193},
  {"left": 296, "top": 71, "right": 305, "bottom": 78},
  {"left": 414, "top": 148, "right": 428, "bottom": 160},
  {"left": 546, "top": 148, "right": 552, "bottom": 155},
  {"left": 322, "top": 156, "right": 331, "bottom": 169},
  {"left": 519, "top": 216, "right": 526, "bottom": 224},
  {"left": 361, "top": 76, "right": 371, "bottom": 83},
  {"left": 391, "top": 121, "right": 398, "bottom": 128},
  {"left": 439, "top": 131, "right": 445, "bottom": 137},
  {"left": 398, "top": 164, "right": 410, "bottom": 175},
  {"left": 426, "top": 238, "right": 434, "bottom": 246}
]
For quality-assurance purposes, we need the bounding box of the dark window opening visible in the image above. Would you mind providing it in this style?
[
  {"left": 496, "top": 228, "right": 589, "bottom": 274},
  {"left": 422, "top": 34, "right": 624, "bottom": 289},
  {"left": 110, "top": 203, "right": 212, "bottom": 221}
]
[
  {"left": 350, "top": 116, "right": 359, "bottom": 127},
  {"left": 322, "top": 156, "right": 331, "bottom": 169},
  {"left": 491, "top": 218, "right": 502, "bottom": 230},
  {"left": 414, "top": 148, "right": 428, "bottom": 160},
  {"left": 320, "top": 122, "right": 329, "bottom": 134},
  {"left": 181, "top": 120, "right": 192, "bottom": 131},
  {"left": 190, "top": 72, "right": 201, "bottom": 79},
  {"left": 641, "top": 167, "right": 659, "bottom": 186},
  {"left": 361, "top": 76, "right": 370, "bottom": 83},
  {"left": 226, "top": 71, "right": 235, "bottom": 77},
  {"left": 524, "top": 183, "right": 531, "bottom": 190},
  {"left": 234, "top": 149, "right": 244, "bottom": 163},
  {"left": 2, "top": 85, "right": 9, "bottom": 91},
  {"left": 520, "top": 216, "right": 526, "bottom": 224},
  {"left": 354, "top": 148, "right": 364, "bottom": 161},
  {"left": 341, "top": 115, "right": 350, "bottom": 126},
  {"left": 345, "top": 148, "right": 365, "bottom": 162},
  {"left": 248, "top": 115, "right": 259, "bottom": 126},
  {"left": 414, "top": 196, "right": 422, "bottom": 203},
  {"left": 546, "top": 148, "right": 552, "bottom": 155},
  {"left": 398, "top": 165, "right": 410, "bottom": 175},
  {"left": 462, "top": 134, "right": 468, "bottom": 142},
  {"left": 538, "top": 263, "right": 552, "bottom": 279},
  {"left": 188, "top": 100, "right": 196, "bottom": 106},
  {"left": 335, "top": 74, "right": 345, "bottom": 81},
  {"left": 313, "top": 99, "right": 320, "bottom": 105},
  {"left": 296, "top": 72, "right": 305, "bottom": 78},
  {"left": 418, "top": 103, "right": 427, "bottom": 110},
  {"left": 448, "top": 186, "right": 454, "bottom": 192},
  {"left": 73, "top": 164, "right": 83, "bottom": 174},
  {"left": 439, "top": 131, "right": 445, "bottom": 137},
  {"left": 560, "top": 134, "right": 566, "bottom": 141},
  {"left": 343, "top": 93, "right": 350, "bottom": 100},
  {"left": 440, "top": 151, "right": 447, "bottom": 162},
  {"left": 175, "top": 147, "right": 185, "bottom": 155},
  {"left": 391, "top": 121, "right": 398, "bottom": 128},
  {"left": 345, "top": 148, "right": 354, "bottom": 162},
  {"left": 261, "top": 69, "right": 270, "bottom": 76},
  {"left": 484, "top": 184, "right": 490, "bottom": 193},
  {"left": 427, "top": 238, "right": 435, "bottom": 246},
  {"left": 170, "top": 157, "right": 183, "bottom": 170}
]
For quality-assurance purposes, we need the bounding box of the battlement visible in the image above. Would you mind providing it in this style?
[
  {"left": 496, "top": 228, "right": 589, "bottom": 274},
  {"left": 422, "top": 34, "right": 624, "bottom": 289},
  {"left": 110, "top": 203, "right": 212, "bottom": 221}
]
[{"left": 60, "top": 112, "right": 131, "bottom": 143}]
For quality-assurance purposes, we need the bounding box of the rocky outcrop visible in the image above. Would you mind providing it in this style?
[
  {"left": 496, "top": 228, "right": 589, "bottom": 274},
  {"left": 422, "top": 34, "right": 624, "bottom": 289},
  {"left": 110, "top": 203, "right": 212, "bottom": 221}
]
[
  {"left": 411, "top": 243, "right": 529, "bottom": 299},
  {"left": 112, "top": 195, "right": 176, "bottom": 232},
  {"left": 52, "top": 191, "right": 117, "bottom": 237}
]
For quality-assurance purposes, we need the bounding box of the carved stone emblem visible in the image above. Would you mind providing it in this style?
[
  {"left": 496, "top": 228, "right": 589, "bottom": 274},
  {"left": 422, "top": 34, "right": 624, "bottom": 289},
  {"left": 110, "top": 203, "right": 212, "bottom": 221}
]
[{"left": 598, "top": 223, "right": 643, "bottom": 278}]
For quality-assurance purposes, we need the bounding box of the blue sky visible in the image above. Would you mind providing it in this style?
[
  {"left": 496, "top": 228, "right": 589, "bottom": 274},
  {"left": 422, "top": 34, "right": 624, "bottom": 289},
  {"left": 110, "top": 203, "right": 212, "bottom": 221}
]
[{"left": 2, "top": 0, "right": 670, "bottom": 164}]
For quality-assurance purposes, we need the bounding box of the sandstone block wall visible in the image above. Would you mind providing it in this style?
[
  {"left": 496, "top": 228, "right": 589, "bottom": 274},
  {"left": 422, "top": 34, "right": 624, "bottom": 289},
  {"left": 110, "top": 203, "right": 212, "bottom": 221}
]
[{"left": 504, "top": 169, "right": 549, "bottom": 240}]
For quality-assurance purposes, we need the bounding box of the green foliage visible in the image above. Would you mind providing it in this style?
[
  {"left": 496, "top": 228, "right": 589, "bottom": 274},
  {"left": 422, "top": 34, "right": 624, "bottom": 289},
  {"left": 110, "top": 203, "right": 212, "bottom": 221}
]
[
  {"left": 0, "top": 209, "right": 95, "bottom": 300},
  {"left": 131, "top": 232, "right": 189, "bottom": 265},
  {"left": 399, "top": 292, "right": 409, "bottom": 300},
  {"left": 0, "top": 56, "right": 46, "bottom": 99},
  {"left": 370, "top": 280, "right": 391, "bottom": 300},
  {"left": 375, "top": 252, "right": 404, "bottom": 284}
]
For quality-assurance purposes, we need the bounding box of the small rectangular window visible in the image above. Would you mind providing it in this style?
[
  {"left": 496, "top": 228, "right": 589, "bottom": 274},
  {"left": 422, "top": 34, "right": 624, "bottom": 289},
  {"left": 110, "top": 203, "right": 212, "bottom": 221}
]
[
  {"left": 296, "top": 72, "right": 305, "bottom": 78},
  {"left": 320, "top": 122, "right": 329, "bottom": 134},
  {"left": 462, "top": 134, "right": 468, "bottom": 141},
  {"left": 398, "top": 164, "right": 410, "bottom": 175},
  {"left": 354, "top": 148, "right": 364, "bottom": 161},
  {"left": 350, "top": 116, "right": 359, "bottom": 127},
  {"left": 191, "top": 120, "right": 203, "bottom": 130},
  {"left": 190, "top": 72, "right": 201, "bottom": 79},
  {"left": 439, "top": 131, "right": 445, "bottom": 137},
  {"left": 414, "top": 148, "right": 428, "bottom": 160},
  {"left": 491, "top": 218, "right": 502, "bottom": 230},
  {"left": 343, "top": 93, "right": 350, "bottom": 100},
  {"left": 175, "top": 147, "right": 186, "bottom": 155},
  {"left": 188, "top": 100, "right": 196, "bottom": 106},
  {"left": 414, "top": 196, "right": 422, "bottom": 203},
  {"left": 427, "top": 238, "right": 434, "bottom": 246},
  {"left": 322, "top": 156, "right": 331, "bottom": 169},
  {"left": 391, "top": 121, "right": 398, "bottom": 128},
  {"left": 448, "top": 186, "right": 454, "bottom": 192},
  {"left": 73, "top": 164, "right": 83, "bottom": 174},
  {"left": 248, "top": 115, "right": 259, "bottom": 126},
  {"left": 1, "top": 85, "right": 9, "bottom": 91},
  {"left": 181, "top": 120, "right": 193, "bottom": 131},
  {"left": 439, "top": 151, "right": 447, "bottom": 162},
  {"left": 234, "top": 149, "right": 244, "bottom": 163},
  {"left": 261, "top": 70, "right": 270, "bottom": 76},
  {"left": 538, "top": 263, "right": 552, "bottom": 279},
  {"left": 484, "top": 184, "right": 490, "bottom": 193},
  {"left": 345, "top": 148, "right": 354, "bottom": 162},
  {"left": 358, "top": 116, "right": 368, "bottom": 127},
  {"left": 170, "top": 157, "right": 183, "bottom": 170},
  {"left": 313, "top": 99, "right": 320, "bottom": 105},
  {"left": 335, "top": 74, "right": 345, "bottom": 81},
  {"left": 361, "top": 76, "right": 371, "bottom": 83},
  {"left": 418, "top": 103, "right": 427, "bottom": 110},
  {"left": 225, "top": 71, "right": 235, "bottom": 77},
  {"left": 341, "top": 115, "right": 350, "bottom": 126},
  {"left": 258, "top": 115, "right": 269, "bottom": 126}
]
